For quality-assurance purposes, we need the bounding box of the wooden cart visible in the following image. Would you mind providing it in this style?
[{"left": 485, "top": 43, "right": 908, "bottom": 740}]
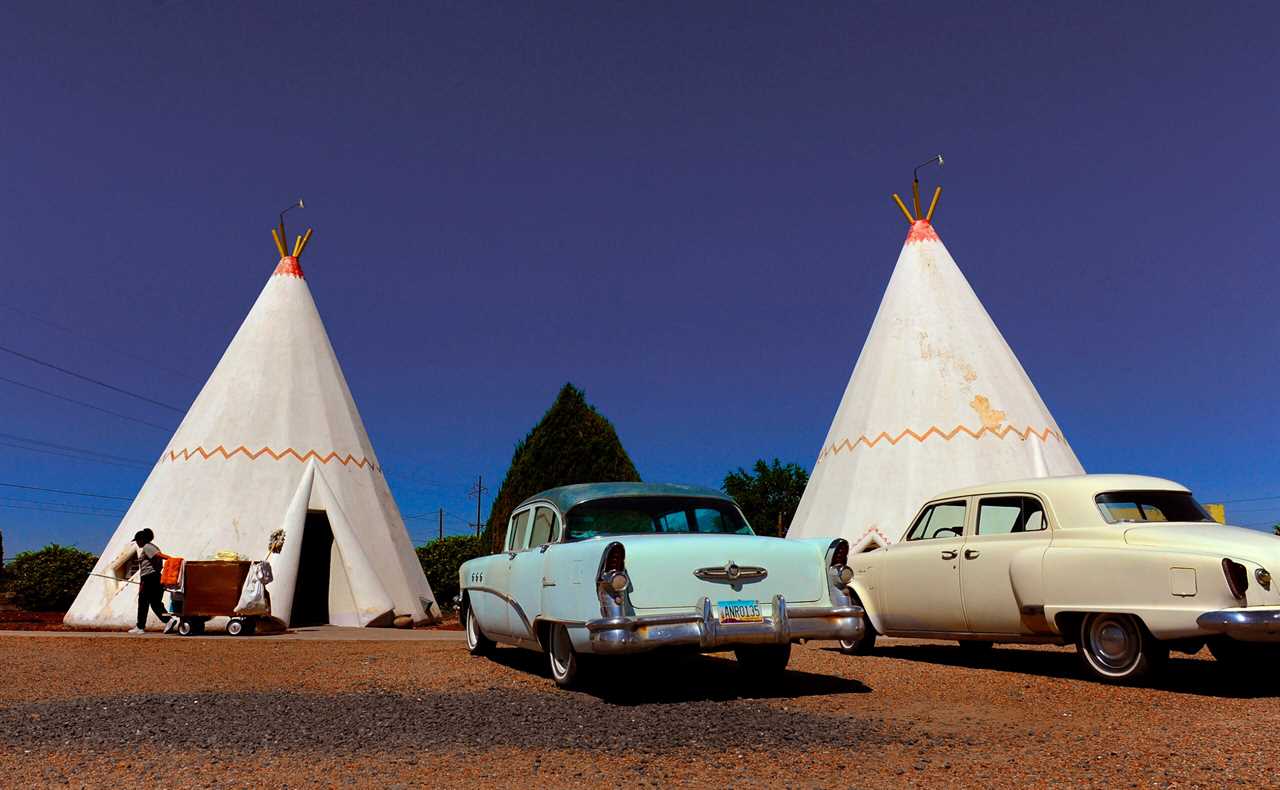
[{"left": 176, "top": 560, "right": 260, "bottom": 636}]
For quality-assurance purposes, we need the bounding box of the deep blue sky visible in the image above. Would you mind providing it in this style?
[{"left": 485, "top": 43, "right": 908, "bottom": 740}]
[{"left": 3, "top": 2, "right": 1278, "bottom": 555}]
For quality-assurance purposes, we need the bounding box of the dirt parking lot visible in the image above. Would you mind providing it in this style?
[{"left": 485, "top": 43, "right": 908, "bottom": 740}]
[{"left": 2, "top": 632, "right": 1277, "bottom": 788}]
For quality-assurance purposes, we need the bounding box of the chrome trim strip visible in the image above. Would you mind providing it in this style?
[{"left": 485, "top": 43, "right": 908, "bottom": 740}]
[{"left": 466, "top": 585, "right": 536, "bottom": 640}]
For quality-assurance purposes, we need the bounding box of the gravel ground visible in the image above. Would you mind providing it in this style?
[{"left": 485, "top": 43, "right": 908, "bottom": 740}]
[{"left": 2, "top": 634, "right": 1278, "bottom": 787}]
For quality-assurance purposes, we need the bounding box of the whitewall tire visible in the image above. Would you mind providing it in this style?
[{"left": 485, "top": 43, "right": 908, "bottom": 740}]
[
  {"left": 464, "top": 601, "right": 495, "bottom": 656},
  {"left": 548, "top": 623, "right": 581, "bottom": 688},
  {"left": 1077, "top": 613, "right": 1167, "bottom": 684}
]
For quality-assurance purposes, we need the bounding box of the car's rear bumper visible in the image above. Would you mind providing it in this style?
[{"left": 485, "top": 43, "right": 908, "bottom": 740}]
[
  {"left": 1196, "top": 607, "right": 1280, "bottom": 642},
  {"left": 585, "top": 594, "right": 864, "bottom": 654}
]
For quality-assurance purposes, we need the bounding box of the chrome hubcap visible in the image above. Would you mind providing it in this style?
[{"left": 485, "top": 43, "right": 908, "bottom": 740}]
[
  {"left": 1089, "top": 616, "right": 1137, "bottom": 671},
  {"left": 465, "top": 610, "right": 478, "bottom": 648}
]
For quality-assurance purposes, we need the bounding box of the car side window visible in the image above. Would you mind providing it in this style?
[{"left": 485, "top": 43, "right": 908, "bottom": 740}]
[
  {"left": 528, "top": 506, "right": 560, "bottom": 548},
  {"left": 658, "top": 510, "right": 691, "bottom": 533},
  {"left": 508, "top": 509, "right": 532, "bottom": 551},
  {"left": 977, "top": 496, "right": 1049, "bottom": 535},
  {"left": 906, "top": 501, "right": 966, "bottom": 541}
]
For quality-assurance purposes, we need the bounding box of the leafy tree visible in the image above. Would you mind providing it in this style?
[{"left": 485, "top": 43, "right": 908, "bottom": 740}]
[
  {"left": 484, "top": 383, "right": 640, "bottom": 551},
  {"left": 722, "top": 459, "right": 809, "bottom": 537},
  {"left": 1273, "top": 524, "right": 1280, "bottom": 537},
  {"left": 416, "top": 535, "right": 486, "bottom": 610},
  {"left": 10, "top": 544, "right": 97, "bottom": 611}
]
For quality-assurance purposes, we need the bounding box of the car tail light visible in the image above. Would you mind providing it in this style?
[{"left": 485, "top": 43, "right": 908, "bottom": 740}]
[
  {"left": 1222, "top": 558, "right": 1249, "bottom": 600},
  {"left": 830, "top": 539, "right": 849, "bottom": 568},
  {"left": 599, "top": 542, "right": 628, "bottom": 593},
  {"left": 602, "top": 542, "right": 625, "bottom": 575},
  {"left": 830, "top": 539, "right": 854, "bottom": 585}
]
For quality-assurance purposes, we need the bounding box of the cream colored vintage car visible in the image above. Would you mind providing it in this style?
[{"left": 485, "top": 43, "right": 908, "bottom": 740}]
[{"left": 841, "top": 474, "right": 1280, "bottom": 683}]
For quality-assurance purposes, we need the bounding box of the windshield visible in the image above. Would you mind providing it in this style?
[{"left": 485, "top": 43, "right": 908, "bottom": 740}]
[
  {"left": 1096, "top": 490, "right": 1215, "bottom": 524},
  {"left": 565, "top": 497, "right": 754, "bottom": 541}
]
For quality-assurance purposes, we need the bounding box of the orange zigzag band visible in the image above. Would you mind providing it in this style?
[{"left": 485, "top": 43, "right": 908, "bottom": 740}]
[
  {"left": 816, "top": 423, "right": 1064, "bottom": 463},
  {"left": 161, "top": 445, "right": 381, "bottom": 472}
]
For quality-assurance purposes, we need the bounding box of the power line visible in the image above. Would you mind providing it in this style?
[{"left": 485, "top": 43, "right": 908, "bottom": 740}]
[
  {"left": 0, "top": 481, "right": 133, "bottom": 501},
  {"left": 0, "top": 495, "right": 127, "bottom": 516},
  {"left": 1214, "top": 494, "right": 1280, "bottom": 505},
  {"left": 0, "top": 431, "right": 152, "bottom": 467},
  {"left": 0, "top": 374, "right": 174, "bottom": 431},
  {"left": 0, "top": 502, "right": 125, "bottom": 518},
  {"left": 0, "top": 440, "right": 153, "bottom": 470},
  {"left": 0, "top": 342, "right": 184, "bottom": 413},
  {"left": 0, "top": 302, "right": 199, "bottom": 382}
]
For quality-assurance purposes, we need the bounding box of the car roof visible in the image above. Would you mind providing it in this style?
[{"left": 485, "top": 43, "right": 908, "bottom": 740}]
[
  {"left": 924, "top": 474, "right": 1192, "bottom": 528},
  {"left": 517, "top": 482, "right": 733, "bottom": 514},
  {"left": 929, "top": 473, "right": 1189, "bottom": 502}
]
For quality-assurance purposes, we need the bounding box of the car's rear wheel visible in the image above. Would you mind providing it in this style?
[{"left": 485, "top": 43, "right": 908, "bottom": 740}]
[
  {"left": 1077, "top": 613, "right": 1167, "bottom": 684},
  {"left": 548, "top": 623, "right": 581, "bottom": 688},
  {"left": 734, "top": 643, "right": 791, "bottom": 680},
  {"left": 464, "top": 601, "right": 494, "bottom": 656}
]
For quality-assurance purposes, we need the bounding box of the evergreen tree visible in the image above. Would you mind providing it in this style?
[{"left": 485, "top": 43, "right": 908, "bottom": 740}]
[{"left": 484, "top": 383, "right": 640, "bottom": 550}]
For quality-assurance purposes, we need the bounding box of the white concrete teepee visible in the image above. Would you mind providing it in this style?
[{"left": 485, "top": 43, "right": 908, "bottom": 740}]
[
  {"left": 66, "top": 225, "right": 438, "bottom": 629},
  {"left": 788, "top": 183, "right": 1083, "bottom": 549}
]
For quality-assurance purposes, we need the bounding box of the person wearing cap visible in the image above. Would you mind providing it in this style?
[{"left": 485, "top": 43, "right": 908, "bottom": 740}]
[{"left": 129, "top": 528, "right": 179, "bottom": 634}]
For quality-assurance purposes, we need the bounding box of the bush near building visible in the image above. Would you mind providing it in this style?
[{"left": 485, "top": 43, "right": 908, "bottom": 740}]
[
  {"left": 722, "top": 458, "right": 809, "bottom": 537},
  {"left": 10, "top": 544, "right": 97, "bottom": 612},
  {"left": 416, "top": 535, "right": 486, "bottom": 610}
]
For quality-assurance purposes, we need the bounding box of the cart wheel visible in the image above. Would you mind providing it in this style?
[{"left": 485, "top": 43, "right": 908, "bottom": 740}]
[
  {"left": 177, "top": 619, "right": 195, "bottom": 636},
  {"left": 227, "top": 619, "right": 245, "bottom": 636}
]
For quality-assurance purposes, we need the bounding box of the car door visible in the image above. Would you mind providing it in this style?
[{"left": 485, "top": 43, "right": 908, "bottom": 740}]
[
  {"left": 473, "top": 508, "right": 528, "bottom": 637},
  {"left": 880, "top": 499, "right": 969, "bottom": 633},
  {"left": 506, "top": 505, "right": 560, "bottom": 645},
  {"left": 959, "top": 495, "right": 1051, "bottom": 635}
]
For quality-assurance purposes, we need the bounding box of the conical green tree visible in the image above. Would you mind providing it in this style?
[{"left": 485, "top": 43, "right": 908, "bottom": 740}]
[{"left": 484, "top": 383, "right": 640, "bottom": 550}]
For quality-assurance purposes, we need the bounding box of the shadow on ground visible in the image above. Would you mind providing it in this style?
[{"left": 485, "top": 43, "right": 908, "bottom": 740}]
[
  {"left": 485, "top": 645, "right": 871, "bottom": 705},
  {"left": 833, "top": 642, "right": 1280, "bottom": 698}
]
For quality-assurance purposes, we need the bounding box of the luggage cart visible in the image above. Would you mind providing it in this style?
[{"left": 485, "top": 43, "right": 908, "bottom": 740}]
[{"left": 175, "top": 560, "right": 259, "bottom": 636}]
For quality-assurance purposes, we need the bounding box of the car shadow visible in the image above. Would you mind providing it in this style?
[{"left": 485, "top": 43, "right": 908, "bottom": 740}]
[
  {"left": 485, "top": 646, "right": 871, "bottom": 705},
  {"left": 834, "top": 643, "right": 1280, "bottom": 699}
]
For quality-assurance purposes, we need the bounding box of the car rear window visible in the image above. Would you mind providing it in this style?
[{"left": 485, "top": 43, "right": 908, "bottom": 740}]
[
  {"left": 1095, "top": 490, "right": 1214, "bottom": 524},
  {"left": 565, "top": 497, "right": 753, "bottom": 540}
]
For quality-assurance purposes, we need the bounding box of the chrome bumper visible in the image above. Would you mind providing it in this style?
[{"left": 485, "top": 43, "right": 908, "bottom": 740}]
[
  {"left": 1196, "top": 608, "right": 1280, "bottom": 642},
  {"left": 585, "top": 594, "right": 864, "bottom": 655}
]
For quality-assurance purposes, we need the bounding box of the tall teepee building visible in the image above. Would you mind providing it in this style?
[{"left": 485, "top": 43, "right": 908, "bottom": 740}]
[
  {"left": 66, "top": 221, "right": 438, "bottom": 629},
  {"left": 788, "top": 177, "right": 1083, "bottom": 548}
]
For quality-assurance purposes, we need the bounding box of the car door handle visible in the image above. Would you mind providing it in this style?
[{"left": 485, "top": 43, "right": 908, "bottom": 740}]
[
  {"left": 940, "top": 550, "right": 958, "bottom": 560},
  {"left": 964, "top": 549, "right": 980, "bottom": 560}
]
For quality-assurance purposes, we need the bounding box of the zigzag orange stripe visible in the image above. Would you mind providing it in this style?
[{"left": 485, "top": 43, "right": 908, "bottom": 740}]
[
  {"left": 160, "top": 445, "right": 381, "bottom": 472},
  {"left": 816, "top": 423, "right": 1063, "bottom": 463}
]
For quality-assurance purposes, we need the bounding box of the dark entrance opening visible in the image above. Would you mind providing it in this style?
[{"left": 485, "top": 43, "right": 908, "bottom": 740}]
[{"left": 291, "top": 510, "right": 333, "bottom": 626}]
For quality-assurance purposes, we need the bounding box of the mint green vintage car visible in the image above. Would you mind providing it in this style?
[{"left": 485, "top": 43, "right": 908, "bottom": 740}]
[{"left": 458, "top": 483, "right": 864, "bottom": 687}]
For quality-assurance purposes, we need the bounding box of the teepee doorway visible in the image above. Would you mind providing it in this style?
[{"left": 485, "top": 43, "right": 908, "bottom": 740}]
[{"left": 292, "top": 511, "right": 334, "bottom": 626}]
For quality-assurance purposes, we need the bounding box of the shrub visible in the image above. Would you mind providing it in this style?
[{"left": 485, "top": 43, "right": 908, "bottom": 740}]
[
  {"left": 416, "top": 535, "right": 486, "bottom": 610},
  {"left": 723, "top": 459, "right": 809, "bottom": 537},
  {"left": 10, "top": 544, "right": 97, "bottom": 612}
]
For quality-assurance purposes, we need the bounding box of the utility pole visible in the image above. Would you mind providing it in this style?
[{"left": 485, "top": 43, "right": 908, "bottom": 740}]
[
  {"left": 438, "top": 508, "right": 444, "bottom": 541},
  {"left": 468, "top": 475, "right": 488, "bottom": 537}
]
